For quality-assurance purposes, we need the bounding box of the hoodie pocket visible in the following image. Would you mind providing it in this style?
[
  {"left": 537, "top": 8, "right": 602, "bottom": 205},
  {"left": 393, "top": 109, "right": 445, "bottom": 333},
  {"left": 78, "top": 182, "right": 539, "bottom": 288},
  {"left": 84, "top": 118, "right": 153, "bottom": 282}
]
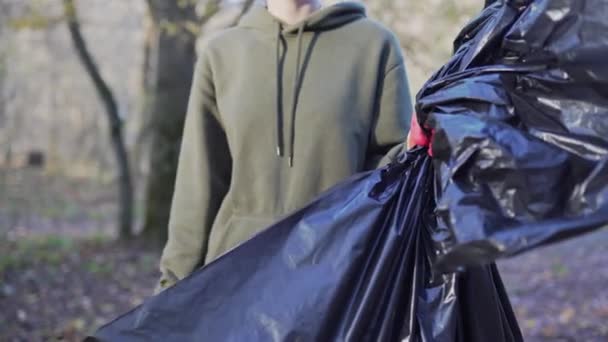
[{"left": 210, "top": 213, "right": 276, "bottom": 260}]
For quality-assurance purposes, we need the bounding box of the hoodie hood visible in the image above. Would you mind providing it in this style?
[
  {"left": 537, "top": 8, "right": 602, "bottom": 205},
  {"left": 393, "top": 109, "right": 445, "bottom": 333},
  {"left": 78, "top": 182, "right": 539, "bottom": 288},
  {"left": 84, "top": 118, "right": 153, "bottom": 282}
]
[
  {"left": 239, "top": 2, "right": 366, "bottom": 34},
  {"left": 239, "top": 3, "right": 367, "bottom": 166}
]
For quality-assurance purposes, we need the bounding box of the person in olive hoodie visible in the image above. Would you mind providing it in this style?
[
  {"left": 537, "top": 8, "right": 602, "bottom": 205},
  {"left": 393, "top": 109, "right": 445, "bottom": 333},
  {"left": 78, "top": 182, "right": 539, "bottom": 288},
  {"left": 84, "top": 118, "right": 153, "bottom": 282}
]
[{"left": 156, "top": 0, "right": 413, "bottom": 292}]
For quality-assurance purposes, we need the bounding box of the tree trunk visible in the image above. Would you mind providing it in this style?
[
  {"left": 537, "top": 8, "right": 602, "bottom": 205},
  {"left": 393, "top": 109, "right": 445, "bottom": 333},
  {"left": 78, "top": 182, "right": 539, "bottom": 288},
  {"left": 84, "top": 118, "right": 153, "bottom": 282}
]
[
  {"left": 140, "top": 0, "right": 254, "bottom": 246},
  {"left": 139, "top": 0, "right": 200, "bottom": 245},
  {"left": 62, "top": 0, "right": 133, "bottom": 239}
]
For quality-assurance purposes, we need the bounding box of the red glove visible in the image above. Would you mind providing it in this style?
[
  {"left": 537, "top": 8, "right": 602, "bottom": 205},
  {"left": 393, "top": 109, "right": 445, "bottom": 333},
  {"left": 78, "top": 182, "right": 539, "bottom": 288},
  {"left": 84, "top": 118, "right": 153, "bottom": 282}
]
[{"left": 407, "top": 113, "right": 434, "bottom": 156}]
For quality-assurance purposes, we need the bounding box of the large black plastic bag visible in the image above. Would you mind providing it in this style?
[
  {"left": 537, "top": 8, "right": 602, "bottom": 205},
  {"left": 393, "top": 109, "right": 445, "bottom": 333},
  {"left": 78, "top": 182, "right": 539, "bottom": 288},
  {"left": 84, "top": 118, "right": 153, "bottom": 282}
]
[
  {"left": 416, "top": 0, "right": 608, "bottom": 271},
  {"left": 89, "top": 150, "right": 521, "bottom": 341}
]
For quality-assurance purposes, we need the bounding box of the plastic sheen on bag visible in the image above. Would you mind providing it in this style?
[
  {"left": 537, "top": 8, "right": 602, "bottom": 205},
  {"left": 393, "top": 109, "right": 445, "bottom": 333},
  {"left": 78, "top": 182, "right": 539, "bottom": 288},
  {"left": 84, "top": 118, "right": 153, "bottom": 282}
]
[
  {"left": 88, "top": 150, "right": 522, "bottom": 341},
  {"left": 416, "top": 0, "right": 608, "bottom": 271}
]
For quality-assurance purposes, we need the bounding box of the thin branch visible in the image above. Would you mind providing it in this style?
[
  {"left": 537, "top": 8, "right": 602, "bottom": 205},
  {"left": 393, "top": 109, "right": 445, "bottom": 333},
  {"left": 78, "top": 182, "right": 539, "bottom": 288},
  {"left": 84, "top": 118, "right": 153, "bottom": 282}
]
[{"left": 62, "top": 0, "right": 134, "bottom": 239}]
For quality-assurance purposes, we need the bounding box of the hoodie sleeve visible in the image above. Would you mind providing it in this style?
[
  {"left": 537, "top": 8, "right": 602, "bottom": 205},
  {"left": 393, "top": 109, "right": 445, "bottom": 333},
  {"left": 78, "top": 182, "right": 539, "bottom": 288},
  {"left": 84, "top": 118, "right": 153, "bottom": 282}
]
[
  {"left": 365, "top": 45, "right": 413, "bottom": 169},
  {"left": 156, "top": 51, "right": 231, "bottom": 293}
]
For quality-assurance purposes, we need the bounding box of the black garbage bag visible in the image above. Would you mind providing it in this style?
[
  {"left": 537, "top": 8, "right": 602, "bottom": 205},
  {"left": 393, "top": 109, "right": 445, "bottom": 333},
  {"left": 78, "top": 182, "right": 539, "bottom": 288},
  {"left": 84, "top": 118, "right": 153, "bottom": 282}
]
[
  {"left": 416, "top": 0, "right": 608, "bottom": 271},
  {"left": 88, "top": 150, "right": 522, "bottom": 341}
]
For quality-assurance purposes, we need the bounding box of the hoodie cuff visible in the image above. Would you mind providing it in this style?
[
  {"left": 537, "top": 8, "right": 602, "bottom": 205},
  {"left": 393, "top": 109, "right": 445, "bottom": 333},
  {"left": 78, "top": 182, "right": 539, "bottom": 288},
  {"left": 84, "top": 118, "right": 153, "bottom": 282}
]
[{"left": 154, "top": 271, "right": 179, "bottom": 295}]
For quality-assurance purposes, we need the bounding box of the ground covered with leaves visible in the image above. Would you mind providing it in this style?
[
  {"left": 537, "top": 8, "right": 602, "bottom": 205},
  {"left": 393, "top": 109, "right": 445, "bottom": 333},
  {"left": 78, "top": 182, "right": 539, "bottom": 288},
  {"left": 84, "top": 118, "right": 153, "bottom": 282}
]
[
  {"left": 0, "top": 237, "right": 159, "bottom": 341},
  {"left": 1, "top": 169, "right": 607, "bottom": 341},
  {"left": 498, "top": 229, "right": 608, "bottom": 341}
]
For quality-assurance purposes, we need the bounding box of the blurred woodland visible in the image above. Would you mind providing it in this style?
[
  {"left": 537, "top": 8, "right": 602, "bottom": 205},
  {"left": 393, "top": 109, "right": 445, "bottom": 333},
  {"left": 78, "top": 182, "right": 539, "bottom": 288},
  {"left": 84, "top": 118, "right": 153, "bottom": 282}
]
[{"left": 0, "top": 0, "right": 606, "bottom": 341}]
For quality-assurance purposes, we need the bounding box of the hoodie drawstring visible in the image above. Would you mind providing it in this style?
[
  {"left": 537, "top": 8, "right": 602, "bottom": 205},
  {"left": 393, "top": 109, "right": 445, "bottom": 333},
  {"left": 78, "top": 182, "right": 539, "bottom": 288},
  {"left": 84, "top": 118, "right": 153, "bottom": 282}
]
[
  {"left": 275, "top": 22, "right": 284, "bottom": 159},
  {"left": 289, "top": 25, "right": 305, "bottom": 167},
  {"left": 275, "top": 22, "right": 310, "bottom": 167}
]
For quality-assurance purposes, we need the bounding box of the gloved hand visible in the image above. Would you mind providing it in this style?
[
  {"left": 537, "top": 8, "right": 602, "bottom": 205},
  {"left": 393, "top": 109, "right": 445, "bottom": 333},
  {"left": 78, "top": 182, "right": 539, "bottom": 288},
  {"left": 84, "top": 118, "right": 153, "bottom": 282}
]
[{"left": 406, "top": 113, "right": 434, "bottom": 156}]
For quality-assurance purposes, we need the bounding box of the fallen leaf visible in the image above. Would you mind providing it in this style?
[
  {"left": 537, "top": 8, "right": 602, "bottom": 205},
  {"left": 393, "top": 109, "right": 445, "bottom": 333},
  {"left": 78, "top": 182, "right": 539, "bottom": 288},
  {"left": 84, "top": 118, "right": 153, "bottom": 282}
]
[
  {"left": 70, "top": 318, "right": 86, "bottom": 331},
  {"left": 593, "top": 305, "right": 608, "bottom": 318},
  {"left": 0, "top": 283, "right": 16, "bottom": 297},
  {"left": 541, "top": 324, "right": 558, "bottom": 337},
  {"left": 559, "top": 307, "right": 576, "bottom": 324},
  {"left": 524, "top": 319, "right": 537, "bottom": 329},
  {"left": 17, "top": 309, "right": 27, "bottom": 322}
]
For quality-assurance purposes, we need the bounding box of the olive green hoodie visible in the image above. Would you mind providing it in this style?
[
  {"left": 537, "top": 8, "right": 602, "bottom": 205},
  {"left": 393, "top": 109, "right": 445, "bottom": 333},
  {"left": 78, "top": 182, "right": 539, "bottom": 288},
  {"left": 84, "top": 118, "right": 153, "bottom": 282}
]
[{"left": 158, "top": 2, "right": 412, "bottom": 290}]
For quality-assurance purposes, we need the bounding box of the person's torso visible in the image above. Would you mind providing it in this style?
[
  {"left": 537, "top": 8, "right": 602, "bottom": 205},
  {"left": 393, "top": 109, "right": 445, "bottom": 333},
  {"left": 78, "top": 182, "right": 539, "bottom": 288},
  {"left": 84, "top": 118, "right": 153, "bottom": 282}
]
[{"left": 202, "top": 17, "right": 402, "bottom": 261}]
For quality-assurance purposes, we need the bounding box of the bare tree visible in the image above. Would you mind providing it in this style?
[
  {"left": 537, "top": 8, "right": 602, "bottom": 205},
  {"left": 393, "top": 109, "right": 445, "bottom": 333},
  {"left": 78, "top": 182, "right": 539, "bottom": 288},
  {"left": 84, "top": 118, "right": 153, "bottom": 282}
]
[
  {"left": 138, "top": 0, "right": 201, "bottom": 245},
  {"left": 140, "top": 0, "right": 254, "bottom": 246},
  {"left": 0, "top": 2, "right": 10, "bottom": 165},
  {"left": 62, "top": 0, "right": 134, "bottom": 239}
]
